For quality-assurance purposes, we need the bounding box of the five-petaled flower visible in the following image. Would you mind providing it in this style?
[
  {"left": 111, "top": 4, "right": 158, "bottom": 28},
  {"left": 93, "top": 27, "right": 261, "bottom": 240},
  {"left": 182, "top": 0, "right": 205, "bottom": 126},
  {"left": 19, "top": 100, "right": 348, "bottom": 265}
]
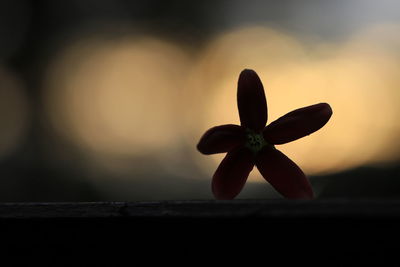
[{"left": 197, "top": 69, "right": 333, "bottom": 200}]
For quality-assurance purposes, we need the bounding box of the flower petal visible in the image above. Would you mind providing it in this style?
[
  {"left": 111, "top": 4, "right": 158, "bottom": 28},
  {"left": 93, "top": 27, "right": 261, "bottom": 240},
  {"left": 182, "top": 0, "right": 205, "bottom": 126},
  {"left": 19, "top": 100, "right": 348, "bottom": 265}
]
[
  {"left": 197, "top": 124, "right": 246, "bottom": 155},
  {"left": 212, "top": 147, "right": 255, "bottom": 200},
  {"left": 256, "top": 148, "right": 313, "bottom": 199},
  {"left": 263, "top": 103, "right": 332, "bottom": 144},
  {"left": 237, "top": 69, "right": 268, "bottom": 132}
]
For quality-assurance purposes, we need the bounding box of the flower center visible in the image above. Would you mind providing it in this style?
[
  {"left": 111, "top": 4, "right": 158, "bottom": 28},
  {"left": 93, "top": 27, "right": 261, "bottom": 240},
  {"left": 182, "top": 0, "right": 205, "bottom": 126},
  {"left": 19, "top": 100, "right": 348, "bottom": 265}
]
[{"left": 245, "top": 130, "right": 273, "bottom": 154}]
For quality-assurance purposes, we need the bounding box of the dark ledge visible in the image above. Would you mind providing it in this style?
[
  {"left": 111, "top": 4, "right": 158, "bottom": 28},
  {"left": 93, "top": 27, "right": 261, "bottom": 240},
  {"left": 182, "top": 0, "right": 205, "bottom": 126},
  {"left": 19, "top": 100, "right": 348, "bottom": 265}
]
[
  {"left": 3, "top": 200, "right": 400, "bottom": 263},
  {"left": 2, "top": 199, "right": 400, "bottom": 219}
]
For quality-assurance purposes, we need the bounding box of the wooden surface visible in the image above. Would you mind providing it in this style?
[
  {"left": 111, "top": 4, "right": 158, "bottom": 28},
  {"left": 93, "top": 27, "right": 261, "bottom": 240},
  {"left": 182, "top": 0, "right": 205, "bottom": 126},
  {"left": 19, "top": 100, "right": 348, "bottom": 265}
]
[
  {"left": 1, "top": 199, "right": 400, "bottom": 219},
  {"left": 2, "top": 200, "right": 399, "bottom": 264}
]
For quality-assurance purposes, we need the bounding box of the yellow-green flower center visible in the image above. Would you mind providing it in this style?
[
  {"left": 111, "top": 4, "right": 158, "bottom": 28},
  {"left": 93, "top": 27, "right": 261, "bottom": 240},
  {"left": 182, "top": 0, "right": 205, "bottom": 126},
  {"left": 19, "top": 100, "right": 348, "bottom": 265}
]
[{"left": 245, "top": 130, "right": 273, "bottom": 153}]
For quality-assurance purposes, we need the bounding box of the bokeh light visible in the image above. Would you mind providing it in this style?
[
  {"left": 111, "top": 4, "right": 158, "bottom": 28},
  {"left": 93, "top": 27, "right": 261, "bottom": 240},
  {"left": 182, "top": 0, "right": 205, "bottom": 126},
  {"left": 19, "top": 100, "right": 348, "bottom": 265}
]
[{"left": 44, "top": 35, "right": 191, "bottom": 163}]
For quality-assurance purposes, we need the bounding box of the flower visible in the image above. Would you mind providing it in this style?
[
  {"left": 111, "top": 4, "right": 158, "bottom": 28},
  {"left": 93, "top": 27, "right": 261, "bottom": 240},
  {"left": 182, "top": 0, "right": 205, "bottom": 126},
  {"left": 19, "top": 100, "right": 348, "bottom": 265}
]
[{"left": 197, "top": 69, "right": 333, "bottom": 200}]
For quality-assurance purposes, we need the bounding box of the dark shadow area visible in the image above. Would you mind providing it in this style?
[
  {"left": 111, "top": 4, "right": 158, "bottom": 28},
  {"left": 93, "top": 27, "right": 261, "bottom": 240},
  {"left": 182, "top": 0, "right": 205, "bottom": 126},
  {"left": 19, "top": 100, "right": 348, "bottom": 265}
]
[
  {"left": 2, "top": 204, "right": 400, "bottom": 265},
  {"left": 313, "top": 164, "right": 400, "bottom": 198}
]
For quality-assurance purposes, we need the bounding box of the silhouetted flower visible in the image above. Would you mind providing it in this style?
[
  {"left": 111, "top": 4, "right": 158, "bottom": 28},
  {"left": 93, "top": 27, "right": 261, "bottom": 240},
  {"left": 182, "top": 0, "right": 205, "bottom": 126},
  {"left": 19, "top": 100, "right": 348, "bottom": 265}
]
[{"left": 197, "top": 69, "right": 332, "bottom": 199}]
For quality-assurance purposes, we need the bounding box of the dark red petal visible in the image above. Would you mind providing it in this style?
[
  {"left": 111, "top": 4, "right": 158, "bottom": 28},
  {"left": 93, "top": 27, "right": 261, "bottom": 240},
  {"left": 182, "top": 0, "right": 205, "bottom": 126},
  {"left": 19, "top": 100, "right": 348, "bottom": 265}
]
[
  {"left": 212, "top": 147, "right": 255, "bottom": 200},
  {"left": 256, "top": 148, "right": 313, "bottom": 199},
  {"left": 263, "top": 103, "right": 332, "bottom": 145},
  {"left": 197, "top": 124, "right": 246, "bottom": 155},
  {"left": 237, "top": 69, "right": 268, "bottom": 132}
]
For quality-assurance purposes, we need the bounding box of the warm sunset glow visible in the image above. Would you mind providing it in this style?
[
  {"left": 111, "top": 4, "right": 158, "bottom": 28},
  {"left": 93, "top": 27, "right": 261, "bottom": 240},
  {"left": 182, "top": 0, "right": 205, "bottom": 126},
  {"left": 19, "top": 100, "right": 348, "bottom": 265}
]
[
  {"left": 43, "top": 25, "right": 400, "bottom": 181},
  {"left": 186, "top": 25, "right": 400, "bottom": 180}
]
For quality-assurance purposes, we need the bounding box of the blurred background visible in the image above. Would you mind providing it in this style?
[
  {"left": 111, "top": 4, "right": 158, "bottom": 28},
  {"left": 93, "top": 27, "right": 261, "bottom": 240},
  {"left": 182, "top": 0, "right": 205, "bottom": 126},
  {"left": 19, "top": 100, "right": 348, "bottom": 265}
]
[{"left": 1, "top": 0, "right": 400, "bottom": 201}]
